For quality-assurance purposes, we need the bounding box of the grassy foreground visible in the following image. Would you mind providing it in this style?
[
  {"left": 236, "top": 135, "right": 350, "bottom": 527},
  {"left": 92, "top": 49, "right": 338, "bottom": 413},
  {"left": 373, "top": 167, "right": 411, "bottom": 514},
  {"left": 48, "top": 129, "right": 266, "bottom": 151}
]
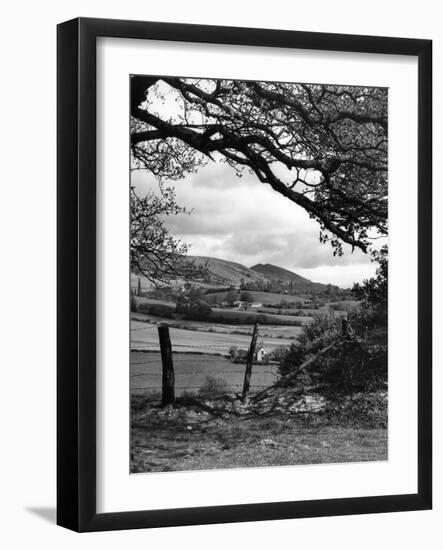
[{"left": 130, "top": 397, "right": 387, "bottom": 473}]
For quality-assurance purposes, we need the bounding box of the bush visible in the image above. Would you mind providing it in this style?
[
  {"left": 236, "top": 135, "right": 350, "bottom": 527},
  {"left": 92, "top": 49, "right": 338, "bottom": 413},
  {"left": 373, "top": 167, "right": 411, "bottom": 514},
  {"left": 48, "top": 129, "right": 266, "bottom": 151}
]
[
  {"left": 130, "top": 295, "right": 138, "bottom": 312},
  {"left": 138, "top": 302, "right": 174, "bottom": 318},
  {"left": 240, "top": 291, "right": 253, "bottom": 302},
  {"left": 205, "top": 294, "right": 218, "bottom": 304},
  {"left": 328, "top": 302, "right": 360, "bottom": 312},
  {"left": 228, "top": 346, "right": 238, "bottom": 360},
  {"left": 279, "top": 306, "right": 387, "bottom": 393},
  {"left": 269, "top": 345, "right": 289, "bottom": 362},
  {"left": 198, "top": 376, "right": 228, "bottom": 398},
  {"left": 184, "top": 300, "right": 212, "bottom": 320}
]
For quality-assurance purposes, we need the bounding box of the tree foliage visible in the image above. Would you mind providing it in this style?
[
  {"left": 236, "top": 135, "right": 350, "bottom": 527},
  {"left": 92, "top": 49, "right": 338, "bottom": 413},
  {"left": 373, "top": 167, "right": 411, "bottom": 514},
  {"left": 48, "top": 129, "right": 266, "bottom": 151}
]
[
  {"left": 352, "top": 245, "right": 388, "bottom": 308},
  {"left": 240, "top": 291, "right": 254, "bottom": 303},
  {"left": 225, "top": 289, "right": 238, "bottom": 306},
  {"left": 175, "top": 283, "right": 212, "bottom": 319},
  {"left": 130, "top": 186, "right": 206, "bottom": 287},
  {"left": 131, "top": 76, "right": 388, "bottom": 254}
]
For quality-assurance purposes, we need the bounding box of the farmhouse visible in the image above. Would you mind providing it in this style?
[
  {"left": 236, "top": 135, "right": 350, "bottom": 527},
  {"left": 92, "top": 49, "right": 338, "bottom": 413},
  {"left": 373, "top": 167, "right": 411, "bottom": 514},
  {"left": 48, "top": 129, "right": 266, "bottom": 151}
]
[
  {"left": 229, "top": 346, "right": 270, "bottom": 364},
  {"left": 255, "top": 346, "right": 269, "bottom": 363}
]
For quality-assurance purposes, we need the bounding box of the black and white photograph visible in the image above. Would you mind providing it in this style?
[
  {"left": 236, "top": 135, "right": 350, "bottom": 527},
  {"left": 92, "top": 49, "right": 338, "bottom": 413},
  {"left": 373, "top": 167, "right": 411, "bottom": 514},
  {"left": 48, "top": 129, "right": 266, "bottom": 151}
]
[
  {"left": 0, "top": 1, "right": 437, "bottom": 543},
  {"left": 130, "top": 75, "right": 388, "bottom": 473}
]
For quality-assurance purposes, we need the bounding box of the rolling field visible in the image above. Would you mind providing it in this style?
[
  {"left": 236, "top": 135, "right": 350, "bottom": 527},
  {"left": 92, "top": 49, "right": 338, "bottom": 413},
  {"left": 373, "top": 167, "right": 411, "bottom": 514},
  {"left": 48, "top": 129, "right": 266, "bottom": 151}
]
[
  {"left": 131, "top": 351, "right": 279, "bottom": 395},
  {"left": 208, "top": 307, "right": 305, "bottom": 325},
  {"left": 131, "top": 319, "right": 299, "bottom": 353},
  {"left": 132, "top": 312, "right": 302, "bottom": 339},
  {"left": 134, "top": 298, "right": 308, "bottom": 326}
]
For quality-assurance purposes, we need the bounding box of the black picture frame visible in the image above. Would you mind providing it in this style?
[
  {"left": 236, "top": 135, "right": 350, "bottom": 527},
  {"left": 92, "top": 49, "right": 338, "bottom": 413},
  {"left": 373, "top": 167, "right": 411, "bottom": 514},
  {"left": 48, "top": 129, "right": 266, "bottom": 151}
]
[{"left": 57, "top": 17, "right": 432, "bottom": 532}]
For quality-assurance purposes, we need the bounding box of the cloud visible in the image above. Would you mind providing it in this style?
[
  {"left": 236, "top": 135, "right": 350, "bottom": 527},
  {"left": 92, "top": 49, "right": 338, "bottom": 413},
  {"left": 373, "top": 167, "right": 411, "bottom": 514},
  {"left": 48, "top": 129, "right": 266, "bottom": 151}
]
[
  {"left": 296, "top": 264, "right": 377, "bottom": 287},
  {"left": 132, "top": 162, "right": 378, "bottom": 286}
]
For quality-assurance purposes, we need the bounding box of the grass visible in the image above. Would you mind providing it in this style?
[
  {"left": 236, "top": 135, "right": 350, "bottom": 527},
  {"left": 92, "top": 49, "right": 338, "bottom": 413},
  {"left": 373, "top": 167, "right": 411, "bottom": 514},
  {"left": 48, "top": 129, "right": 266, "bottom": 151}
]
[
  {"left": 130, "top": 352, "right": 280, "bottom": 396},
  {"left": 132, "top": 312, "right": 304, "bottom": 337},
  {"left": 135, "top": 296, "right": 175, "bottom": 307},
  {"left": 209, "top": 308, "right": 305, "bottom": 326},
  {"left": 130, "top": 321, "right": 300, "bottom": 355},
  {"left": 130, "top": 398, "right": 388, "bottom": 473},
  {"left": 133, "top": 298, "right": 308, "bottom": 326}
]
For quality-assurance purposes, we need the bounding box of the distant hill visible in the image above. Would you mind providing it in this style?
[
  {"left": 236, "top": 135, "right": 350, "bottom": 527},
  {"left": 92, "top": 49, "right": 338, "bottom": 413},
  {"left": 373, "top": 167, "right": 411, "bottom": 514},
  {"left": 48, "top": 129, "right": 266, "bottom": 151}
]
[
  {"left": 251, "top": 263, "right": 338, "bottom": 293},
  {"left": 136, "top": 255, "right": 340, "bottom": 294},
  {"left": 179, "top": 256, "right": 339, "bottom": 294},
  {"left": 183, "top": 256, "right": 270, "bottom": 286}
]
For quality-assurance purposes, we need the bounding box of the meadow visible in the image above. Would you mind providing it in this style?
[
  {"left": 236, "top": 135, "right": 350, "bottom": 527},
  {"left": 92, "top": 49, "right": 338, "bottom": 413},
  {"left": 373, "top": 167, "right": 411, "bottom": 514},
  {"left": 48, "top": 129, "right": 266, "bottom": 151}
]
[
  {"left": 131, "top": 320, "right": 298, "bottom": 353},
  {"left": 135, "top": 297, "right": 311, "bottom": 326},
  {"left": 131, "top": 351, "right": 279, "bottom": 396},
  {"left": 131, "top": 397, "right": 388, "bottom": 473}
]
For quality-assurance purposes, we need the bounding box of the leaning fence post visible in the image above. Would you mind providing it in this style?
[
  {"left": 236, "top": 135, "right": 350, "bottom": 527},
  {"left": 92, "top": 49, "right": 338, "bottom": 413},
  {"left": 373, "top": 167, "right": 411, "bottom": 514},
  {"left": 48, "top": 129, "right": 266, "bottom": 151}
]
[
  {"left": 342, "top": 318, "right": 349, "bottom": 337},
  {"left": 158, "top": 324, "right": 175, "bottom": 407},
  {"left": 242, "top": 322, "right": 259, "bottom": 403},
  {"left": 341, "top": 317, "right": 352, "bottom": 390}
]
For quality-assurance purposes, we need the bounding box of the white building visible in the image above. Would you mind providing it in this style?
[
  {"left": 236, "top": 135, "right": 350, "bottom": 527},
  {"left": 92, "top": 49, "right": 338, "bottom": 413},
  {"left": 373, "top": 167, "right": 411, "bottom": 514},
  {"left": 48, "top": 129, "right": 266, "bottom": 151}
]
[{"left": 255, "top": 346, "right": 269, "bottom": 363}]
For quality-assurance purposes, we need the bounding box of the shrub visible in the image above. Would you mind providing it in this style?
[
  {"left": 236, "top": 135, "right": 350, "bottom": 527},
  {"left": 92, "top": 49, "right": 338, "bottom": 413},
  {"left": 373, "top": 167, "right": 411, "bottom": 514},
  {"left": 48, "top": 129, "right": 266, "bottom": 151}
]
[
  {"left": 240, "top": 291, "right": 253, "bottom": 303},
  {"left": 137, "top": 302, "right": 174, "bottom": 318},
  {"left": 228, "top": 346, "right": 238, "bottom": 360},
  {"left": 130, "top": 295, "right": 138, "bottom": 312},
  {"left": 184, "top": 300, "right": 212, "bottom": 320},
  {"left": 279, "top": 307, "right": 387, "bottom": 393},
  {"left": 205, "top": 294, "right": 218, "bottom": 304},
  {"left": 198, "top": 376, "right": 228, "bottom": 398},
  {"left": 269, "top": 345, "right": 289, "bottom": 362},
  {"left": 329, "top": 302, "right": 360, "bottom": 312}
]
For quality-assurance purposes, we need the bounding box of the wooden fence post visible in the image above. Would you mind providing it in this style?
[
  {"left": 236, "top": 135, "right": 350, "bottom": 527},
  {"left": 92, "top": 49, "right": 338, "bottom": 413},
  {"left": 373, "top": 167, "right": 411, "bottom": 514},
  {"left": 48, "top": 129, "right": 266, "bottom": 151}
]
[
  {"left": 341, "top": 317, "right": 355, "bottom": 391},
  {"left": 158, "top": 324, "right": 175, "bottom": 407},
  {"left": 242, "top": 322, "right": 259, "bottom": 403},
  {"left": 342, "top": 318, "right": 349, "bottom": 337}
]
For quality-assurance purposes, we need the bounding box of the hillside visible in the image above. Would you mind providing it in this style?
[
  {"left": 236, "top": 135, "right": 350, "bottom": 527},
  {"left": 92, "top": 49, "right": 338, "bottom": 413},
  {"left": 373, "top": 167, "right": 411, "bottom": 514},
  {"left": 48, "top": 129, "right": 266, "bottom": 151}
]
[
  {"left": 135, "top": 255, "right": 340, "bottom": 294},
  {"left": 251, "top": 263, "right": 338, "bottom": 293},
  {"left": 183, "top": 256, "right": 270, "bottom": 286}
]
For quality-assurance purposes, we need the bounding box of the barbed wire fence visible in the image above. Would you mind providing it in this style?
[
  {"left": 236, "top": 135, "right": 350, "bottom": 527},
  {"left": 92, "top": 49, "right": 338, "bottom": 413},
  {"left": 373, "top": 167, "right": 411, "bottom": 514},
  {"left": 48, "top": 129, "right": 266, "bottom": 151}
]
[
  {"left": 130, "top": 321, "right": 284, "bottom": 402},
  {"left": 130, "top": 319, "right": 359, "bottom": 423}
]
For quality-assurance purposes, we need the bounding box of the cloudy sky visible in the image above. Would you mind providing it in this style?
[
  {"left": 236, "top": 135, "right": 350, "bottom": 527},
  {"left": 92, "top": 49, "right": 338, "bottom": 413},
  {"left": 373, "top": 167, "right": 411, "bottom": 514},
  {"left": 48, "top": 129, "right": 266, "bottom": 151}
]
[{"left": 132, "top": 161, "right": 381, "bottom": 288}]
